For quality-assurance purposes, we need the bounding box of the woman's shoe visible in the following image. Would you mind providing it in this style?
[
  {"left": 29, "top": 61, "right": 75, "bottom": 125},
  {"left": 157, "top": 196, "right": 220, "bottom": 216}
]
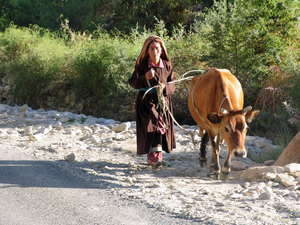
[{"left": 147, "top": 152, "right": 163, "bottom": 167}]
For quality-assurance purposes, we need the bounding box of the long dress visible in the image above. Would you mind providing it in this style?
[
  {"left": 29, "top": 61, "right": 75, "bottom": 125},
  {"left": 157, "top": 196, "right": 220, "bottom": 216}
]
[{"left": 128, "top": 59, "right": 176, "bottom": 155}]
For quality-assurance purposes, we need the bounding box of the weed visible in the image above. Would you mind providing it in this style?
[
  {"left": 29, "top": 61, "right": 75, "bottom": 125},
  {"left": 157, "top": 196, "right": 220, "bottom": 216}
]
[{"left": 80, "top": 117, "right": 87, "bottom": 124}]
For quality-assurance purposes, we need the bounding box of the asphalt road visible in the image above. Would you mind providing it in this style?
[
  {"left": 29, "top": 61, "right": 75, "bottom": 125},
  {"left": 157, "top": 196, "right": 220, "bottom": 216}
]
[{"left": 0, "top": 148, "right": 197, "bottom": 225}]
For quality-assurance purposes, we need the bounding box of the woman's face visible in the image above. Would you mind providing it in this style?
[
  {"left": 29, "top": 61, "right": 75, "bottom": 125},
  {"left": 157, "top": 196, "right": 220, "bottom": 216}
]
[{"left": 147, "top": 41, "right": 162, "bottom": 65}]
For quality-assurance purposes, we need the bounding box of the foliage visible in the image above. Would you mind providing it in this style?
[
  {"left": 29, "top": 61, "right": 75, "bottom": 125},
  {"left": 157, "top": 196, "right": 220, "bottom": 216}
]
[
  {"left": 1, "top": 0, "right": 300, "bottom": 151},
  {"left": 193, "top": 0, "right": 300, "bottom": 106},
  {"left": 0, "top": 0, "right": 208, "bottom": 33}
]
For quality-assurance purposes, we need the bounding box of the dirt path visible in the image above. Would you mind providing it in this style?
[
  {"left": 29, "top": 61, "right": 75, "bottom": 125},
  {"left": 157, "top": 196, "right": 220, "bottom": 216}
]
[
  {"left": 0, "top": 146, "right": 198, "bottom": 225},
  {"left": 0, "top": 104, "right": 299, "bottom": 224}
]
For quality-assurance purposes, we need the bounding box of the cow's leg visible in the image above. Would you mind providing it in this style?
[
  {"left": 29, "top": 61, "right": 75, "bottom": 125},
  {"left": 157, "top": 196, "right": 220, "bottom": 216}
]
[
  {"left": 220, "top": 148, "right": 231, "bottom": 182},
  {"left": 199, "top": 130, "right": 209, "bottom": 167},
  {"left": 208, "top": 132, "right": 220, "bottom": 179}
]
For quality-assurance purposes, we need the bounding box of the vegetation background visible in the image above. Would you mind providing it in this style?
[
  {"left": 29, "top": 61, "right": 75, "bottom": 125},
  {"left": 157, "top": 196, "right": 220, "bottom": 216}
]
[{"left": 0, "top": 0, "right": 299, "bottom": 161}]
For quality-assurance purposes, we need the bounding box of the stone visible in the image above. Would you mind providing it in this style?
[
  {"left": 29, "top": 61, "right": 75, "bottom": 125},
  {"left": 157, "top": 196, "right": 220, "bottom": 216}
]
[
  {"left": 257, "top": 166, "right": 284, "bottom": 177},
  {"left": 259, "top": 192, "right": 272, "bottom": 200},
  {"left": 0, "top": 129, "right": 8, "bottom": 135},
  {"left": 241, "top": 182, "right": 251, "bottom": 189},
  {"left": 254, "top": 138, "right": 272, "bottom": 149},
  {"left": 56, "top": 126, "right": 64, "bottom": 131},
  {"left": 239, "top": 166, "right": 284, "bottom": 182},
  {"left": 231, "top": 161, "right": 249, "bottom": 171},
  {"left": 104, "top": 119, "right": 115, "bottom": 125},
  {"left": 263, "top": 173, "right": 277, "bottom": 181},
  {"left": 264, "top": 160, "right": 275, "bottom": 166},
  {"left": 83, "top": 118, "right": 97, "bottom": 124},
  {"left": 239, "top": 167, "right": 259, "bottom": 182},
  {"left": 274, "top": 131, "right": 300, "bottom": 166},
  {"left": 83, "top": 126, "right": 93, "bottom": 134},
  {"left": 59, "top": 117, "right": 69, "bottom": 123},
  {"left": 282, "top": 163, "right": 300, "bottom": 173},
  {"left": 112, "top": 122, "right": 131, "bottom": 133},
  {"left": 90, "top": 135, "right": 100, "bottom": 143},
  {"left": 43, "top": 128, "right": 50, "bottom": 135},
  {"left": 275, "top": 174, "right": 295, "bottom": 187},
  {"left": 29, "top": 133, "right": 43, "bottom": 141},
  {"left": 65, "top": 153, "right": 76, "bottom": 162},
  {"left": 255, "top": 182, "right": 266, "bottom": 194},
  {"left": 20, "top": 104, "right": 30, "bottom": 113},
  {"left": 0, "top": 105, "right": 6, "bottom": 112},
  {"left": 24, "top": 126, "right": 33, "bottom": 135}
]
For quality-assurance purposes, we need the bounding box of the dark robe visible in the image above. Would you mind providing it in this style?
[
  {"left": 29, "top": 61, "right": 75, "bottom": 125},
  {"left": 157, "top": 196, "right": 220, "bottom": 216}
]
[{"left": 128, "top": 59, "right": 176, "bottom": 155}]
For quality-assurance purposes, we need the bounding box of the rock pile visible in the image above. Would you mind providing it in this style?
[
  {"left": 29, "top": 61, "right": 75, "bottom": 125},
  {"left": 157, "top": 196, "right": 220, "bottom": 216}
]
[{"left": 0, "top": 103, "right": 299, "bottom": 224}]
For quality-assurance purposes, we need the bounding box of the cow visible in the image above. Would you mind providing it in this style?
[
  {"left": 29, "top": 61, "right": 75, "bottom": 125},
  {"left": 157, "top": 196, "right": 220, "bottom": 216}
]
[{"left": 188, "top": 68, "right": 259, "bottom": 181}]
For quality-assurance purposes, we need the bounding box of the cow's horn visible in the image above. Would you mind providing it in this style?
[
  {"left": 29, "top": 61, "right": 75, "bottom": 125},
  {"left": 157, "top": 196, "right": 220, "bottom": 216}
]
[
  {"left": 242, "top": 106, "right": 252, "bottom": 113},
  {"left": 220, "top": 108, "right": 228, "bottom": 114}
]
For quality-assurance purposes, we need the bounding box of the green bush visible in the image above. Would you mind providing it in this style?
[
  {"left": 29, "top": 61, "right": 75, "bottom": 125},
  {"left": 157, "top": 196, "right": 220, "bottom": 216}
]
[
  {"left": 193, "top": 0, "right": 300, "bottom": 106},
  {"left": 1, "top": 0, "right": 300, "bottom": 151},
  {"left": 0, "top": 25, "right": 70, "bottom": 108}
]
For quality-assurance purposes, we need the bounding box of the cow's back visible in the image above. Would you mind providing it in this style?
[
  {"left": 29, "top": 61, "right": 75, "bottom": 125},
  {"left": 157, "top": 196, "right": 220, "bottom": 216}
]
[{"left": 188, "top": 68, "right": 244, "bottom": 130}]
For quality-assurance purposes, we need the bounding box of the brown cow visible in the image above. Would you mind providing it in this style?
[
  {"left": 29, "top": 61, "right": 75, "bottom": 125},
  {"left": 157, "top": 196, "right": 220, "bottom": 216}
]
[{"left": 188, "top": 68, "right": 259, "bottom": 181}]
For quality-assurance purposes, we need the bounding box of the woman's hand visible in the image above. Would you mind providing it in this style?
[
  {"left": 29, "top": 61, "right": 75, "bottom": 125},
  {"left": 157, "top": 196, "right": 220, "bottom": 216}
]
[
  {"left": 145, "top": 69, "right": 155, "bottom": 80},
  {"left": 160, "top": 83, "right": 166, "bottom": 90}
]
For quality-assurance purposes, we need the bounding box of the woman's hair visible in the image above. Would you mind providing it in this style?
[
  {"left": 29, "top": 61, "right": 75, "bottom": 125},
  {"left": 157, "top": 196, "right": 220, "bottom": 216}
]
[{"left": 135, "top": 35, "right": 170, "bottom": 68}]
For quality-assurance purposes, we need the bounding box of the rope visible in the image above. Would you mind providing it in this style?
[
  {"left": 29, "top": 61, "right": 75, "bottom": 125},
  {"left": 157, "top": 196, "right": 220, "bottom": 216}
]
[{"left": 141, "top": 69, "right": 221, "bottom": 149}]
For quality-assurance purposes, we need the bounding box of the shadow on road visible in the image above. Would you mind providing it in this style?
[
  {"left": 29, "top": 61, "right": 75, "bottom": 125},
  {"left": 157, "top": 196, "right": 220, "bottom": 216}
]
[{"left": 0, "top": 159, "right": 97, "bottom": 189}]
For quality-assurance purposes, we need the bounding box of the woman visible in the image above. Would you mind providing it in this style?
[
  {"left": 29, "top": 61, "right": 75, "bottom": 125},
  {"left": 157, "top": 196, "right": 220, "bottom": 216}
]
[{"left": 128, "top": 35, "right": 176, "bottom": 167}]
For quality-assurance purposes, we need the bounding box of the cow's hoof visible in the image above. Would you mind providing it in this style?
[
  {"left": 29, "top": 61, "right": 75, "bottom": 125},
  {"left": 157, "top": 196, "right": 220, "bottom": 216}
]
[
  {"left": 207, "top": 173, "right": 219, "bottom": 180},
  {"left": 220, "top": 171, "right": 230, "bottom": 182},
  {"left": 199, "top": 159, "right": 207, "bottom": 167}
]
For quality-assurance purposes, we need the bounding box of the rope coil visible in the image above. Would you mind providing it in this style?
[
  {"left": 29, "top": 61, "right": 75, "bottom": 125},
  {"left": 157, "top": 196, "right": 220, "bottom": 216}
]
[{"left": 142, "top": 69, "right": 206, "bottom": 148}]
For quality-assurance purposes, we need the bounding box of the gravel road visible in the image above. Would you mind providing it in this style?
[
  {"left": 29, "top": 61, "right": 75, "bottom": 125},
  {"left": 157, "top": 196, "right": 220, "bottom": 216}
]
[{"left": 0, "top": 147, "right": 197, "bottom": 225}]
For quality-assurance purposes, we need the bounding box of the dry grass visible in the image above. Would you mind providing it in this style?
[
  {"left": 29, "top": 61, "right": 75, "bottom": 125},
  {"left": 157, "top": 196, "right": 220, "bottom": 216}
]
[{"left": 254, "top": 72, "right": 291, "bottom": 113}]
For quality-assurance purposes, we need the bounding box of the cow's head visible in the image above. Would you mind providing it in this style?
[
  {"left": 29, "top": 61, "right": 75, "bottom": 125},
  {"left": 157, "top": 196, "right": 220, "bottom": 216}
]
[{"left": 207, "top": 106, "right": 259, "bottom": 158}]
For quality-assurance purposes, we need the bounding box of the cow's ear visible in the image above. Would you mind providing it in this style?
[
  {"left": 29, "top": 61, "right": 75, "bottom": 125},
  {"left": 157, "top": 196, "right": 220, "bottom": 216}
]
[
  {"left": 207, "top": 113, "right": 222, "bottom": 124},
  {"left": 245, "top": 110, "right": 259, "bottom": 123}
]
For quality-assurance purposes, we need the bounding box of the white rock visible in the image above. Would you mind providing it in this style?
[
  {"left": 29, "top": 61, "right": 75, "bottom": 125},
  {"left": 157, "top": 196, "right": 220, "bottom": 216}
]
[
  {"left": 229, "top": 193, "right": 244, "bottom": 199},
  {"left": 283, "top": 163, "right": 300, "bottom": 173},
  {"left": 241, "top": 182, "right": 251, "bottom": 189},
  {"left": 20, "top": 104, "right": 30, "bottom": 113},
  {"left": 24, "top": 126, "right": 33, "bottom": 135},
  {"left": 263, "top": 172, "right": 277, "bottom": 181},
  {"left": 29, "top": 133, "right": 43, "bottom": 141},
  {"left": 239, "top": 166, "right": 282, "bottom": 182},
  {"left": 277, "top": 189, "right": 290, "bottom": 197},
  {"left": 254, "top": 138, "right": 272, "bottom": 148},
  {"left": 124, "top": 177, "right": 134, "bottom": 184},
  {"left": 263, "top": 186, "right": 274, "bottom": 196},
  {"left": 0, "top": 129, "right": 8, "bottom": 135},
  {"left": 114, "top": 133, "right": 126, "bottom": 141},
  {"left": 59, "top": 117, "right": 69, "bottom": 123},
  {"left": 65, "top": 153, "right": 76, "bottom": 162},
  {"left": 259, "top": 192, "right": 272, "bottom": 200},
  {"left": 0, "top": 106, "right": 6, "bottom": 112},
  {"left": 231, "top": 161, "right": 249, "bottom": 171},
  {"left": 43, "top": 128, "right": 50, "bottom": 135},
  {"left": 112, "top": 122, "right": 131, "bottom": 133},
  {"left": 52, "top": 122, "right": 62, "bottom": 128},
  {"left": 83, "top": 126, "right": 93, "bottom": 134},
  {"left": 255, "top": 182, "right": 266, "bottom": 194},
  {"left": 90, "top": 135, "right": 100, "bottom": 143},
  {"left": 275, "top": 174, "right": 295, "bottom": 187},
  {"left": 257, "top": 166, "right": 285, "bottom": 177},
  {"left": 56, "top": 126, "right": 64, "bottom": 131},
  {"left": 104, "top": 119, "right": 115, "bottom": 125},
  {"left": 264, "top": 160, "right": 275, "bottom": 166},
  {"left": 96, "top": 118, "right": 106, "bottom": 124},
  {"left": 84, "top": 118, "right": 97, "bottom": 124},
  {"left": 48, "top": 125, "right": 53, "bottom": 131}
]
